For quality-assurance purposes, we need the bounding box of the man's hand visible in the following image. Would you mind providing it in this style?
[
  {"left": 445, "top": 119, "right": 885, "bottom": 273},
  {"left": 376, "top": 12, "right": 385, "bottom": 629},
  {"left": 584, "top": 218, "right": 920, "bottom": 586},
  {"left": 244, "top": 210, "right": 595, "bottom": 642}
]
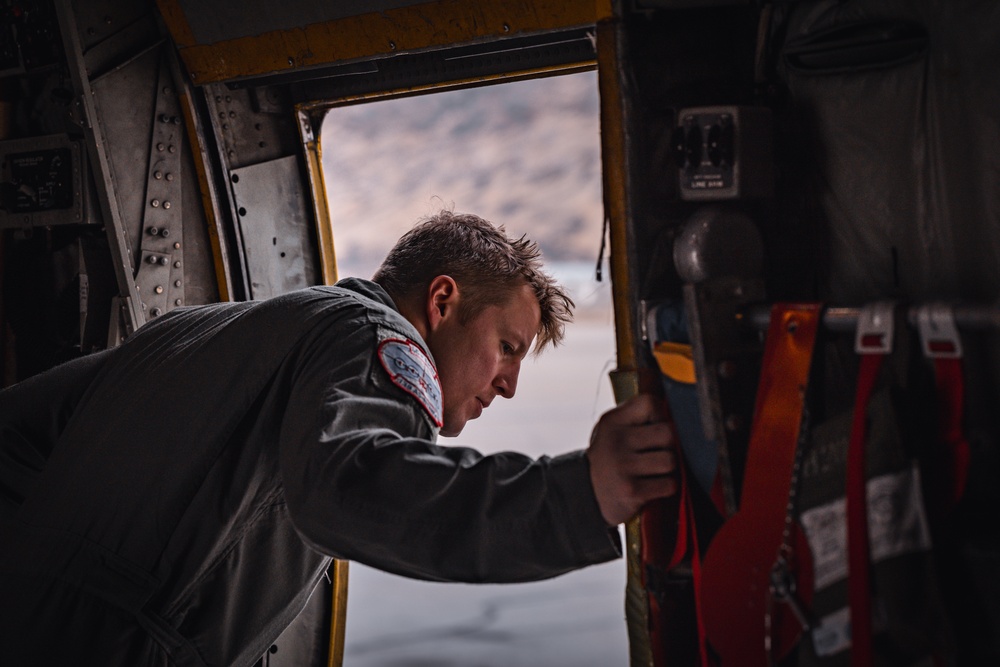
[{"left": 586, "top": 393, "right": 678, "bottom": 526}]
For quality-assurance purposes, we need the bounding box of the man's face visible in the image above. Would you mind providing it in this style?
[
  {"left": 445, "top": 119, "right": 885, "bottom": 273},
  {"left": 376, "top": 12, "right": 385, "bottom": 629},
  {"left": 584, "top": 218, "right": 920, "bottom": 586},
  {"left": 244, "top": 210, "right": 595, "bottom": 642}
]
[{"left": 428, "top": 282, "right": 541, "bottom": 437}]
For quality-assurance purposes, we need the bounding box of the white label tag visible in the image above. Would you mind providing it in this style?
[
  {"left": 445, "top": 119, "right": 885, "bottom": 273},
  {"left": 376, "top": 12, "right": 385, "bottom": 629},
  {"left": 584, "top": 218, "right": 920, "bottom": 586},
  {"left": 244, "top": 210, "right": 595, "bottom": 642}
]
[
  {"left": 800, "top": 465, "right": 932, "bottom": 590},
  {"left": 811, "top": 607, "right": 852, "bottom": 657}
]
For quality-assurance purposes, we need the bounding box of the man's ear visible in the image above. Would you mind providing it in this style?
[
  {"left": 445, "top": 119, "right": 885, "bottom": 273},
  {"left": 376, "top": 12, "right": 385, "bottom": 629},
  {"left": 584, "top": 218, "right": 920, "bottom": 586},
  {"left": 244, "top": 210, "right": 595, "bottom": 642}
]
[{"left": 425, "top": 275, "right": 460, "bottom": 331}]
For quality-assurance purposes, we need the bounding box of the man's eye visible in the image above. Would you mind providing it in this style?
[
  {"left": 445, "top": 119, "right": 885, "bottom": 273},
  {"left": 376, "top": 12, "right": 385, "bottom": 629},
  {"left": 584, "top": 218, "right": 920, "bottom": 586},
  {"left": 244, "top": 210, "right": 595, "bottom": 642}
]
[{"left": 501, "top": 342, "right": 514, "bottom": 355}]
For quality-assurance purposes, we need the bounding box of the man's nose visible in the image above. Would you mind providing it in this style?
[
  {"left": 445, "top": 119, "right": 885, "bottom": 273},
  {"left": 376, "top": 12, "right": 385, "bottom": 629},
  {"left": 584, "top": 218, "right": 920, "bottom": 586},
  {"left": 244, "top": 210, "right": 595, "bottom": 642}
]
[{"left": 494, "top": 361, "right": 520, "bottom": 399}]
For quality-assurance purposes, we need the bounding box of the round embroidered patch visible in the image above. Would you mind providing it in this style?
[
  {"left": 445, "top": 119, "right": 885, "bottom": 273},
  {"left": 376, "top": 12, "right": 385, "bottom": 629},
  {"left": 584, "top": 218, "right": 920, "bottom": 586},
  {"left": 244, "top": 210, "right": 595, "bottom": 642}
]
[{"left": 377, "top": 338, "right": 443, "bottom": 427}]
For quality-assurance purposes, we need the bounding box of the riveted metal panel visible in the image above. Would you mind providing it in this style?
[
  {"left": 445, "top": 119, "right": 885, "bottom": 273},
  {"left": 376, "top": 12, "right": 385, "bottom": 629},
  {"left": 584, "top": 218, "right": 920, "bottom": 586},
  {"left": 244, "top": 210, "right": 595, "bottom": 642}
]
[{"left": 230, "top": 155, "right": 317, "bottom": 299}]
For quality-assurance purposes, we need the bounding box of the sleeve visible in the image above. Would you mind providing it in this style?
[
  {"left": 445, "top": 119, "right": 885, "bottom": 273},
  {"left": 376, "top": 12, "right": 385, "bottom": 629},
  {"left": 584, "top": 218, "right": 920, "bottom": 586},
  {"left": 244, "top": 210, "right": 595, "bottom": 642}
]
[
  {"left": 0, "top": 349, "right": 112, "bottom": 516},
  {"left": 278, "top": 318, "right": 621, "bottom": 584}
]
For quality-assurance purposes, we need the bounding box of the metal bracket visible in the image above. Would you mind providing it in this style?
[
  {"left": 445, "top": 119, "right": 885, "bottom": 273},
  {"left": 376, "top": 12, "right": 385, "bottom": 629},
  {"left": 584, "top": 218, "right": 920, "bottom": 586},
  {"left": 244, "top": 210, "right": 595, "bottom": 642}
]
[
  {"left": 854, "top": 301, "right": 896, "bottom": 355},
  {"left": 917, "top": 303, "right": 963, "bottom": 359}
]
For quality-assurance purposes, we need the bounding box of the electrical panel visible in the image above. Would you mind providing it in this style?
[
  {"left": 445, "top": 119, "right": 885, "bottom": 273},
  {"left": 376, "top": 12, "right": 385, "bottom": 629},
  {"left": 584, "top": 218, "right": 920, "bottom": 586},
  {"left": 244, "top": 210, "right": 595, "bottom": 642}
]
[
  {"left": 0, "top": 134, "right": 90, "bottom": 228},
  {"left": 673, "top": 105, "right": 773, "bottom": 201}
]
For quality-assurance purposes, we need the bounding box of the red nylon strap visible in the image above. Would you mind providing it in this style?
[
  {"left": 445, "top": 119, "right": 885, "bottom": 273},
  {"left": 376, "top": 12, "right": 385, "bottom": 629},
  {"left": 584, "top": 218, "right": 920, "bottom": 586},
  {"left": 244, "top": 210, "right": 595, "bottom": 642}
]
[
  {"left": 700, "top": 303, "right": 821, "bottom": 667},
  {"left": 846, "top": 352, "right": 883, "bottom": 667},
  {"left": 931, "top": 358, "right": 970, "bottom": 509}
]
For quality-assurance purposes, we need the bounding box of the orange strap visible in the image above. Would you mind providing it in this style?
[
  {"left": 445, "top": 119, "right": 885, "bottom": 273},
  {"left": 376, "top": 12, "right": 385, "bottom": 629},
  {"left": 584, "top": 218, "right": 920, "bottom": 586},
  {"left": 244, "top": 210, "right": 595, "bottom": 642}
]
[{"left": 700, "top": 303, "right": 821, "bottom": 667}]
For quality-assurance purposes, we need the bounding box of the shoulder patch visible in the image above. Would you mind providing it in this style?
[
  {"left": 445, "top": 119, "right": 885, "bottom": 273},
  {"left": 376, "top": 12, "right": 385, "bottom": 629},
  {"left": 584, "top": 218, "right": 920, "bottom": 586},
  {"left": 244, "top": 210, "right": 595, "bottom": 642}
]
[{"left": 377, "top": 338, "right": 443, "bottom": 428}]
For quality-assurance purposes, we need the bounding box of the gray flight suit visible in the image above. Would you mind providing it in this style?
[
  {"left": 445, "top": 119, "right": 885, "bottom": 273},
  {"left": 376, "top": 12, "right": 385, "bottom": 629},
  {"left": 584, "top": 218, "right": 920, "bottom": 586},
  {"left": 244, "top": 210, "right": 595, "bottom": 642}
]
[{"left": 0, "top": 278, "right": 620, "bottom": 667}]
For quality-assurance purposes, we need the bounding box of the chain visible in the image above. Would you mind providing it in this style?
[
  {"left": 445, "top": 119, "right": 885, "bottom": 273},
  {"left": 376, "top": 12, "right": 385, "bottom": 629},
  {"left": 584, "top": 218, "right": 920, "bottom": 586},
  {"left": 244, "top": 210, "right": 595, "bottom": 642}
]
[{"left": 765, "top": 395, "right": 813, "bottom": 666}]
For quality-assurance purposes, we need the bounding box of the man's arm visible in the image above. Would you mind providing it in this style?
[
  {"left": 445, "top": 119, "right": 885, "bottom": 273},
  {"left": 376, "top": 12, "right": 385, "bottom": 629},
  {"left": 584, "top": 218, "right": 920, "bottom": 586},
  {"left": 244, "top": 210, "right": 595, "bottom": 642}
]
[{"left": 278, "top": 320, "right": 623, "bottom": 584}]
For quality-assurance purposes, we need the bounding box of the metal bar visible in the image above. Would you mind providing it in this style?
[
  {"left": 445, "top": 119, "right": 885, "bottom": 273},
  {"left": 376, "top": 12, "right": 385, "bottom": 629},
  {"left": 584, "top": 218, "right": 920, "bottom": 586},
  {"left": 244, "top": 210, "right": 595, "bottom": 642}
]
[
  {"left": 596, "top": 9, "right": 655, "bottom": 667},
  {"left": 325, "top": 559, "right": 350, "bottom": 667},
  {"left": 55, "top": 0, "right": 143, "bottom": 335},
  {"left": 166, "top": 48, "right": 235, "bottom": 302},
  {"left": 745, "top": 304, "right": 1000, "bottom": 333},
  {"left": 296, "top": 109, "right": 338, "bottom": 286}
]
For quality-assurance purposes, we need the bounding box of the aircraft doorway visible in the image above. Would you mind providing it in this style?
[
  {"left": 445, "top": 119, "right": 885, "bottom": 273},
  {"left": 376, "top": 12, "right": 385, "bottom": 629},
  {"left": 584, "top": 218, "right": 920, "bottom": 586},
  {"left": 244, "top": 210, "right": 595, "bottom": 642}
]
[{"left": 320, "top": 71, "right": 627, "bottom": 666}]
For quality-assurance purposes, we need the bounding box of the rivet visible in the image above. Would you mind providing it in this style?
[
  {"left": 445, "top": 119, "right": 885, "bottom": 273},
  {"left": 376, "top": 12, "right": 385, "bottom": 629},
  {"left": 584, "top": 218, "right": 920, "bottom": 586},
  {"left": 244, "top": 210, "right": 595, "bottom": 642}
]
[
  {"left": 154, "top": 171, "right": 163, "bottom": 180},
  {"left": 147, "top": 255, "right": 158, "bottom": 264},
  {"left": 86, "top": 27, "right": 95, "bottom": 36},
  {"left": 174, "top": 280, "right": 182, "bottom": 287},
  {"left": 175, "top": 299, "right": 182, "bottom": 306},
  {"left": 287, "top": 56, "right": 294, "bottom": 65},
  {"left": 155, "top": 285, "right": 164, "bottom": 294},
  {"left": 228, "top": 111, "right": 236, "bottom": 119},
  {"left": 160, "top": 228, "right": 170, "bottom": 237},
  {"left": 163, "top": 201, "right": 171, "bottom": 210},
  {"left": 163, "top": 87, "right": 171, "bottom": 95},
  {"left": 389, "top": 41, "right": 396, "bottom": 50},
  {"left": 238, "top": 207, "right": 247, "bottom": 216},
  {"left": 156, "top": 143, "right": 165, "bottom": 151},
  {"left": 151, "top": 307, "right": 162, "bottom": 317},
  {"left": 215, "top": 96, "right": 222, "bottom": 103},
  {"left": 173, "top": 116, "right": 181, "bottom": 125},
  {"left": 503, "top": 23, "right": 510, "bottom": 32},
  {"left": 159, "top": 257, "right": 169, "bottom": 266},
  {"left": 222, "top": 123, "right": 229, "bottom": 130},
  {"left": 225, "top": 95, "right": 232, "bottom": 103},
  {"left": 219, "top": 112, "right": 226, "bottom": 119},
  {"left": 160, "top": 113, "right": 170, "bottom": 123},
  {"left": 168, "top": 145, "right": 176, "bottom": 153},
  {"left": 174, "top": 261, "right": 181, "bottom": 268},
  {"left": 165, "top": 173, "right": 174, "bottom": 182},
  {"left": 148, "top": 226, "right": 159, "bottom": 235},
  {"left": 173, "top": 242, "right": 181, "bottom": 249},
  {"left": 151, "top": 199, "right": 160, "bottom": 208}
]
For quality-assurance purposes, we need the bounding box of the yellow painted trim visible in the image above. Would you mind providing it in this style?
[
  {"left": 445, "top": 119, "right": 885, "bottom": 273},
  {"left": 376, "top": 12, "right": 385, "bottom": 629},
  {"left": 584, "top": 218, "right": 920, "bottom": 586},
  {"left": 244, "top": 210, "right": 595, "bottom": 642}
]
[
  {"left": 297, "top": 109, "right": 339, "bottom": 286},
  {"left": 169, "top": 0, "right": 598, "bottom": 84},
  {"left": 155, "top": 0, "right": 196, "bottom": 48},
  {"left": 298, "top": 61, "right": 594, "bottom": 112},
  {"left": 327, "top": 559, "right": 350, "bottom": 667},
  {"left": 178, "top": 89, "right": 232, "bottom": 302},
  {"left": 596, "top": 26, "right": 635, "bottom": 374}
]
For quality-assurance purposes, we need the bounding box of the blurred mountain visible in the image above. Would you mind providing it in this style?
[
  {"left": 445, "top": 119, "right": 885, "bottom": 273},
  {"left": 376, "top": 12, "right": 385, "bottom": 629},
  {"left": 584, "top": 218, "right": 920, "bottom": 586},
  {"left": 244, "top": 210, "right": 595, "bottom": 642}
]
[{"left": 320, "top": 71, "right": 604, "bottom": 278}]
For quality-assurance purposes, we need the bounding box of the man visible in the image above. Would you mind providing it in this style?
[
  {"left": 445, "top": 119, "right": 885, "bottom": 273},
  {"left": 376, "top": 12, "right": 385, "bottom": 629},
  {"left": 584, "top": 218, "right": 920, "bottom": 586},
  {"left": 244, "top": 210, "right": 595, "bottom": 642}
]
[{"left": 0, "top": 210, "right": 676, "bottom": 666}]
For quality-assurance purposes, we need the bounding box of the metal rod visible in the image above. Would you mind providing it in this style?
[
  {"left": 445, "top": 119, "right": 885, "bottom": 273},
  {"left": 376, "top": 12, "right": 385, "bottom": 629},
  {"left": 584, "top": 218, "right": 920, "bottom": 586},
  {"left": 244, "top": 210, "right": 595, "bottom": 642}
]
[{"left": 746, "top": 304, "right": 1000, "bottom": 332}]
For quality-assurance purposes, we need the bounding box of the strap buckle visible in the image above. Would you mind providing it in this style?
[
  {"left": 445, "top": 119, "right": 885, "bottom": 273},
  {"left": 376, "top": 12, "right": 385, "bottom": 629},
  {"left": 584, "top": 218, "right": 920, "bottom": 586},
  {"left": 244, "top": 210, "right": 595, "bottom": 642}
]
[
  {"left": 854, "top": 301, "right": 895, "bottom": 355},
  {"left": 917, "top": 304, "right": 963, "bottom": 359}
]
